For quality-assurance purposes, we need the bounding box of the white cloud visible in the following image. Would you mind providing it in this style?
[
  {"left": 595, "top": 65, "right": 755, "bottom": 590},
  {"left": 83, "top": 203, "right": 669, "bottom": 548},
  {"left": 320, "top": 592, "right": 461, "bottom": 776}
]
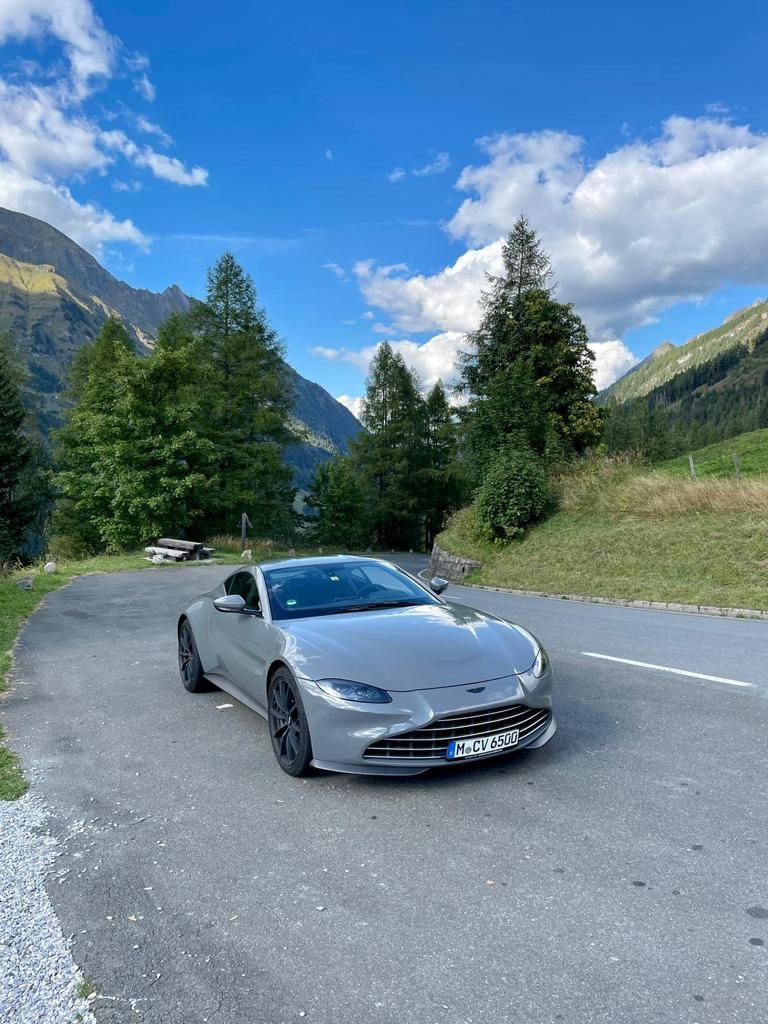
[
  {"left": 312, "top": 331, "right": 465, "bottom": 389},
  {"left": 361, "top": 310, "right": 375, "bottom": 320},
  {"left": 136, "top": 114, "right": 171, "bottom": 146},
  {"left": 322, "top": 262, "right": 346, "bottom": 280},
  {"left": 341, "top": 318, "right": 356, "bottom": 325},
  {"left": 356, "top": 116, "right": 768, "bottom": 388},
  {"left": 0, "top": 162, "right": 146, "bottom": 249},
  {"left": 389, "top": 152, "right": 451, "bottom": 182},
  {"left": 589, "top": 340, "right": 639, "bottom": 391},
  {"left": 0, "top": 0, "right": 207, "bottom": 254},
  {"left": 112, "top": 178, "right": 142, "bottom": 192},
  {"left": 0, "top": 0, "right": 115, "bottom": 98},
  {"left": 324, "top": 147, "right": 333, "bottom": 160},
  {"left": 413, "top": 151, "right": 450, "bottom": 176},
  {"left": 336, "top": 394, "right": 364, "bottom": 419},
  {"left": 133, "top": 71, "right": 155, "bottom": 102},
  {"left": 133, "top": 148, "right": 207, "bottom": 186}
]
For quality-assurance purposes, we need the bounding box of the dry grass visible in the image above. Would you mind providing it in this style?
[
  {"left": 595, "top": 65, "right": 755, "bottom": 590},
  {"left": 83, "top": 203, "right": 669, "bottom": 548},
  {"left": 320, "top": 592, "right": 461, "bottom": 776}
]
[
  {"left": 206, "top": 535, "right": 283, "bottom": 555},
  {"left": 437, "top": 455, "right": 768, "bottom": 610},
  {"left": 556, "top": 455, "right": 768, "bottom": 519}
]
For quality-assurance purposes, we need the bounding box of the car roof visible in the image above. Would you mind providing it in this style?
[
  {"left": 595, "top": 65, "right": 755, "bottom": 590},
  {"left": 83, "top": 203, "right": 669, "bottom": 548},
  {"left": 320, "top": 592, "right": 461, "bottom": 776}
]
[{"left": 256, "top": 554, "right": 392, "bottom": 572}]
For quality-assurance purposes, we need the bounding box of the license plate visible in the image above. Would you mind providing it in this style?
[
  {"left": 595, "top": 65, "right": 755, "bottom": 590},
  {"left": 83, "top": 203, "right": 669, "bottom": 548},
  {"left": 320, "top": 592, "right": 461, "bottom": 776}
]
[{"left": 446, "top": 729, "right": 520, "bottom": 760}]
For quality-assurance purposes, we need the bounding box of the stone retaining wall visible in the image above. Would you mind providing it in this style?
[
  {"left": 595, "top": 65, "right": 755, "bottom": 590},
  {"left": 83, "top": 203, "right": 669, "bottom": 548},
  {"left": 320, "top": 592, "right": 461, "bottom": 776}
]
[{"left": 428, "top": 543, "right": 482, "bottom": 582}]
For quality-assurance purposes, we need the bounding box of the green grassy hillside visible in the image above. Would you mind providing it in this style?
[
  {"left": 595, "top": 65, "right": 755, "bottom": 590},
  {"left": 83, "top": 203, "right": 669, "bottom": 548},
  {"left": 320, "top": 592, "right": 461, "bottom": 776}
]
[
  {"left": 437, "top": 453, "right": 768, "bottom": 612},
  {"left": 661, "top": 427, "right": 768, "bottom": 478}
]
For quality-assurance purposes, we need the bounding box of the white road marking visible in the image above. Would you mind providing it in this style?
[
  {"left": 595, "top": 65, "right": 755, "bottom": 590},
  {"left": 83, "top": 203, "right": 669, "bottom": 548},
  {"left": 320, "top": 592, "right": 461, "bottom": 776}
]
[{"left": 580, "top": 652, "right": 754, "bottom": 688}]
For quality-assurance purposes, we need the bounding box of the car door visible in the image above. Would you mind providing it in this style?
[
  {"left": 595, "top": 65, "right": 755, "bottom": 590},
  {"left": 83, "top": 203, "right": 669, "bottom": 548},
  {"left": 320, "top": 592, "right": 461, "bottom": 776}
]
[{"left": 214, "top": 570, "right": 273, "bottom": 709}]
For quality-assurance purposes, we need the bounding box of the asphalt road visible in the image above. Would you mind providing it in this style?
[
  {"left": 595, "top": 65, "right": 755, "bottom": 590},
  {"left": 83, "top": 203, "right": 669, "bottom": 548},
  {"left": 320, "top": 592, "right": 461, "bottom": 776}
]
[{"left": 3, "top": 556, "right": 767, "bottom": 1024}]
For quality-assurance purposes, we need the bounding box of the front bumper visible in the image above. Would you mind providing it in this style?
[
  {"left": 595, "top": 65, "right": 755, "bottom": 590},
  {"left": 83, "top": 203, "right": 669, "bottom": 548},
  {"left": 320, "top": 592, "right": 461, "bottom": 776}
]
[{"left": 296, "top": 668, "right": 555, "bottom": 777}]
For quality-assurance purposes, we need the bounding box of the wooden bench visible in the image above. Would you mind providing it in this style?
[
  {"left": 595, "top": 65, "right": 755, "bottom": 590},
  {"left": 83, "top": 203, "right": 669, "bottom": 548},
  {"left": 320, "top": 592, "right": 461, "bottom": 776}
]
[{"left": 145, "top": 538, "right": 217, "bottom": 562}]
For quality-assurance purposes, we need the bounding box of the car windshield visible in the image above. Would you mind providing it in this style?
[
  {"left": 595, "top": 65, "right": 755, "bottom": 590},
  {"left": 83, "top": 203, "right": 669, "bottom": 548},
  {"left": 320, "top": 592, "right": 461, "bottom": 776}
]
[{"left": 262, "top": 560, "right": 439, "bottom": 620}]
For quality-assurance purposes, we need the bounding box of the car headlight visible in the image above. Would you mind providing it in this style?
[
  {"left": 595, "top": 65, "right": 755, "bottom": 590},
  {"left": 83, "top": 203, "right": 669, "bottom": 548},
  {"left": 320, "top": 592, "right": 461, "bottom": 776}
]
[
  {"left": 532, "top": 646, "right": 550, "bottom": 678},
  {"left": 316, "top": 679, "right": 392, "bottom": 703}
]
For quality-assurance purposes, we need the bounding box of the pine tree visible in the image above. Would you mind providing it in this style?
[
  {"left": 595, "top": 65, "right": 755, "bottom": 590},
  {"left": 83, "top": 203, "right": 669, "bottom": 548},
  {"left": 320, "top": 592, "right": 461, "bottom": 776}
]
[
  {"left": 421, "top": 382, "right": 464, "bottom": 548},
  {"left": 460, "top": 217, "right": 601, "bottom": 464},
  {"left": 191, "top": 253, "right": 296, "bottom": 538},
  {"left": 352, "top": 343, "right": 427, "bottom": 549},
  {"left": 0, "top": 335, "right": 35, "bottom": 564},
  {"left": 501, "top": 214, "right": 552, "bottom": 299},
  {"left": 307, "top": 457, "right": 372, "bottom": 549}
]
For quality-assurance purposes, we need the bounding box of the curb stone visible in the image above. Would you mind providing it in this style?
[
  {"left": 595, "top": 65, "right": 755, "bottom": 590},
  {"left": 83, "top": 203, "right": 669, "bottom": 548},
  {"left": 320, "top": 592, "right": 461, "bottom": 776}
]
[
  {"left": 419, "top": 562, "right": 768, "bottom": 621},
  {"left": 452, "top": 581, "right": 768, "bottom": 622}
]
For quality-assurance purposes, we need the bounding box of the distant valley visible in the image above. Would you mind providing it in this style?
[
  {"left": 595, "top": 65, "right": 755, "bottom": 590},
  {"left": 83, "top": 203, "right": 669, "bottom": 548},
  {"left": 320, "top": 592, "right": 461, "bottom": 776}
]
[{"left": 0, "top": 207, "right": 361, "bottom": 489}]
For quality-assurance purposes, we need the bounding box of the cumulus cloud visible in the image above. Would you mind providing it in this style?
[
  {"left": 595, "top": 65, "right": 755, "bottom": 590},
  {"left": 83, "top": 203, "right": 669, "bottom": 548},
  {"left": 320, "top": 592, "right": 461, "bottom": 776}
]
[
  {"left": 388, "top": 167, "right": 406, "bottom": 183},
  {"left": 357, "top": 115, "right": 768, "bottom": 388},
  {"left": 0, "top": 162, "right": 146, "bottom": 249},
  {"left": 0, "top": 0, "right": 207, "bottom": 254},
  {"left": 312, "top": 331, "right": 466, "bottom": 390},
  {"left": 336, "top": 394, "right": 364, "bottom": 419}
]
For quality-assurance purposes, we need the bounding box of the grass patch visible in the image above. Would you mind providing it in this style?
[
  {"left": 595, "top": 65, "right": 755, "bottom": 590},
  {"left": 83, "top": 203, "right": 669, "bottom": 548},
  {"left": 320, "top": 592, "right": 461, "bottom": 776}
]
[
  {"left": 661, "top": 427, "right": 768, "bottom": 479},
  {"left": 438, "top": 459, "right": 768, "bottom": 610},
  {"left": 0, "top": 542, "right": 315, "bottom": 800},
  {"left": 77, "top": 979, "right": 97, "bottom": 1001}
]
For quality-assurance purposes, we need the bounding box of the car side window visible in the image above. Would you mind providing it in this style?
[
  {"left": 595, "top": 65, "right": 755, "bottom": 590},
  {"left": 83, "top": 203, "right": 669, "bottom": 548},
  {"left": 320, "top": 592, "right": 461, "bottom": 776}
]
[{"left": 225, "top": 571, "right": 261, "bottom": 612}]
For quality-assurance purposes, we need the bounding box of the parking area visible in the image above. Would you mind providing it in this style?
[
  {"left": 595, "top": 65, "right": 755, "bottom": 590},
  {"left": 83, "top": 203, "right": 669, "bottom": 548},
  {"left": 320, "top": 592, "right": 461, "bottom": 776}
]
[{"left": 3, "top": 563, "right": 767, "bottom": 1023}]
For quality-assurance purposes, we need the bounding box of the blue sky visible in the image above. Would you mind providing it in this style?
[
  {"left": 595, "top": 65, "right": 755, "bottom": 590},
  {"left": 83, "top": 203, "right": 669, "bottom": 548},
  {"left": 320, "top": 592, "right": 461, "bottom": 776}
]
[{"left": 2, "top": 0, "right": 768, "bottom": 415}]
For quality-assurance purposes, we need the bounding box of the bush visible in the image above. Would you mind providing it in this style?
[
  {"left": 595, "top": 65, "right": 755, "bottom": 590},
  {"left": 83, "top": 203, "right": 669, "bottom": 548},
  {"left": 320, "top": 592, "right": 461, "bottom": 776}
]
[
  {"left": 47, "top": 534, "right": 94, "bottom": 561},
  {"left": 475, "top": 445, "right": 550, "bottom": 541}
]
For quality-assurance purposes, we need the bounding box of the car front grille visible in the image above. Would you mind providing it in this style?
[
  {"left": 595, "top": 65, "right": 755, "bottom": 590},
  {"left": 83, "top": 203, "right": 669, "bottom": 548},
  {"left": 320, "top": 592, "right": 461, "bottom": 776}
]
[{"left": 363, "top": 703, "right": 551, "bottom": 760}]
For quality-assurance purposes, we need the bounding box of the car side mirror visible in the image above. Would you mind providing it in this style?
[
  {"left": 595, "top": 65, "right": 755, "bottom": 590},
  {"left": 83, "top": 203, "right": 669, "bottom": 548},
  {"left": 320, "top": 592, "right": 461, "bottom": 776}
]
[
  {"left": 214, "top": 594, "right": 247, "bottom": 613},
  {"left": 430, "top": 577, "right": 449, "bottom": 595}
]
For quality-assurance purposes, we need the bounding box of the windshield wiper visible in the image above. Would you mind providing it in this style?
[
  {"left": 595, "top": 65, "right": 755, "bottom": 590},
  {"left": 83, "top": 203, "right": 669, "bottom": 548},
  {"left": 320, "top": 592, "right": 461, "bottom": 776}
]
[{"left": 334, "top": 599, "right": 421, "bottom": 613}]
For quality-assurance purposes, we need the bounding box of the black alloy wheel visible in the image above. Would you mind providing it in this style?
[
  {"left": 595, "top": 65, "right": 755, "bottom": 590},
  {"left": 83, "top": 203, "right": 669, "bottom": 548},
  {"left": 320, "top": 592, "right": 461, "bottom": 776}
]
[
  {"left": 268, "top": 668, "right": 313, "bottom": 776},
  {"left": 178, "top": 620, "right": 208, "bottom": 692}
]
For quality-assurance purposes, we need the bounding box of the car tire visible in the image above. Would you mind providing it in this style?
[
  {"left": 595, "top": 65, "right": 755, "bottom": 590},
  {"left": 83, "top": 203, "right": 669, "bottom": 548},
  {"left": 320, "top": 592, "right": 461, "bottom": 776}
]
[
  {"left": 178, "top": 619, "right": 209, "bottom": 693},
  {"left": 268, "top": 668, "right": 313, "bottom": 777}
]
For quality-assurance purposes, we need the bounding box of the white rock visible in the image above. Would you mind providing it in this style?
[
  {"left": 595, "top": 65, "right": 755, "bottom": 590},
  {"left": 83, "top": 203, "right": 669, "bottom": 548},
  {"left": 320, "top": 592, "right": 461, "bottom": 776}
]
[
  {"left": 241, "top": 549, "right": 252, "bottom": 561},
  {"left": 43, "top": 561, "right": 57, "bottom": 574}
]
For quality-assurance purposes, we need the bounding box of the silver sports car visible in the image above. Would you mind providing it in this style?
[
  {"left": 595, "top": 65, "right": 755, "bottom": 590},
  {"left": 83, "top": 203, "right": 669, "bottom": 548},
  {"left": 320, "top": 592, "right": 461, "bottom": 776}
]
[{"left": 178, "top": 556, "right": 556, "bottom": 777}]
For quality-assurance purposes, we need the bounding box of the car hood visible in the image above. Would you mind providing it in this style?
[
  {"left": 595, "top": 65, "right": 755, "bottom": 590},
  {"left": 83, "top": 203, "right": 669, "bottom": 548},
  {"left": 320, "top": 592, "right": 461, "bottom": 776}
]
[{"left": 279, "top": 601, "right": 537, "bottom": 691}]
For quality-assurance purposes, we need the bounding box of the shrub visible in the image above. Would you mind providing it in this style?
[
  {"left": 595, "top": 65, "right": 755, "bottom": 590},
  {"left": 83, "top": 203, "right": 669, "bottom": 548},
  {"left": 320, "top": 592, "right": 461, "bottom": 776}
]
[
  {"left": 475, "top": 445, "right": 550, "bottom": 541},
  {"left": 47, "top": 534, "right": 94, "bottom": 561}
]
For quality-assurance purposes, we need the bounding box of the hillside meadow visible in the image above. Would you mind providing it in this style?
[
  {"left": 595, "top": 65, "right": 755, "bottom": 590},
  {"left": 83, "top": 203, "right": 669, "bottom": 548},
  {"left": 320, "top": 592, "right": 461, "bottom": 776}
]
[{"left": 437, "top": 451, "right": 768, "bottom": 612}]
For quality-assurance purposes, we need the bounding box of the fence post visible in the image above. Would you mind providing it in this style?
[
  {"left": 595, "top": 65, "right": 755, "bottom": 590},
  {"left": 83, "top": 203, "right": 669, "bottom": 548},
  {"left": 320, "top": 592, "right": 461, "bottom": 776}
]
[
  {"left": 732, "top": 452, "right": 741, "bottom": 479},
  {"left": 240, "top": 512, "right": 252, "bottom": 553},
  {"left": 688, "top": 454, "right": 697, "bottom": 480}
]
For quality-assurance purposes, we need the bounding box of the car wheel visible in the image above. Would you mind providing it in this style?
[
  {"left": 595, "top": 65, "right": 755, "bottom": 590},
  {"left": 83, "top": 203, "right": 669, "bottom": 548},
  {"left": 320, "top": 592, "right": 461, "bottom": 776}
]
[
  {"left": 268, "top": 668, "right": 313, "bottom": 777},
  {"left": 178, "top": 619, "right": 208, "bottom": 693}
]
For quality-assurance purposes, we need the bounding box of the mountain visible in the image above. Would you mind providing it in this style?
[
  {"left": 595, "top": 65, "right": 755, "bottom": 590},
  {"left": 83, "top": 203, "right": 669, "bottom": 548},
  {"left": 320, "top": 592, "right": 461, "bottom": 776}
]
[
  {"left": 598, "top": 297, "right": 768, "bottom": 405},
  {"left": 599, "top": 297, "right": 768, "bottom": 451},
  {"left": 0, "top": 208, "right": 361, "bottom": 489}
]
